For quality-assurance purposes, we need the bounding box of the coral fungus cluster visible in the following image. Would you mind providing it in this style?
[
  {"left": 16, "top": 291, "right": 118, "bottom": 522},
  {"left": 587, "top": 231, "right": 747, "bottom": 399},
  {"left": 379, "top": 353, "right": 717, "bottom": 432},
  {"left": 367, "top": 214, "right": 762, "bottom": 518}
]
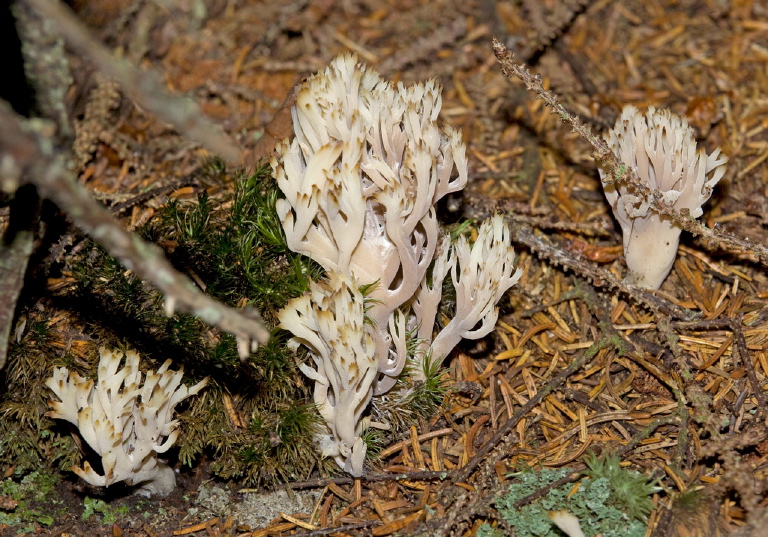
[
  {"left": 47, "top": 348, "right": 208, "bottom": 496},
  {"left": 273, "top": 54, "right": 521, "bottom": 475}
]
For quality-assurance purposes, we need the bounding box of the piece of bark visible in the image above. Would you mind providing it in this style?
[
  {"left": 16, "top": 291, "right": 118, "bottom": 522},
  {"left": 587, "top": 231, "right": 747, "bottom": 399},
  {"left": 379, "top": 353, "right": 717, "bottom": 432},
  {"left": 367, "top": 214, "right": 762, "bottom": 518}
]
[{"left": 245, "top": 83, "right": 300, "bottom": 167}]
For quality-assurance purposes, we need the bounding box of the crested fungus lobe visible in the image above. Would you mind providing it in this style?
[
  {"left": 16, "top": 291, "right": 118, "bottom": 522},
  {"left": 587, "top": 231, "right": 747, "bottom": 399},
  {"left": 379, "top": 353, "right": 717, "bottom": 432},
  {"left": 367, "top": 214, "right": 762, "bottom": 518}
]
[
  {"left": 278, "top": 273, "right": 377, "bottom": 476},
  {"left": 46, "top": 347, "right": 208, "bottom": 496},
  {"left": 599, "top": 105, "right": 727, "bottom": 289},
  {"left": 274, "top": 53, "right": 521, "bottom": 475},
  {"left": 272, "top": 52, "right": 470, "bottom": 393},
  {"left": 428, "top": 214, "right": 522, "bottom": 364}
]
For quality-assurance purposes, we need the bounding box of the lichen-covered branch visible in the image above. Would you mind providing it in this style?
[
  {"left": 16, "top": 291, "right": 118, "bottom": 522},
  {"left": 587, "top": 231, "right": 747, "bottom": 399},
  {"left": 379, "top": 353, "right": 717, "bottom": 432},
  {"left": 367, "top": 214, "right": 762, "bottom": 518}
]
[
  {"left": 0, "top": 101, "right": 270, "bottom": 356},
  {"left": 0, "top": 211, "right": 34, "bottom": 370},
  {"left": 23, "top": 0, "right": 242, "bottom": 164}
]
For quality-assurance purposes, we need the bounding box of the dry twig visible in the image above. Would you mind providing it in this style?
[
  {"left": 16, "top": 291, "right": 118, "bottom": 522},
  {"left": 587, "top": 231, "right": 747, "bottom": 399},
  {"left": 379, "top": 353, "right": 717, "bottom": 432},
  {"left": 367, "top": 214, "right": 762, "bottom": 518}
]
[{"left": 287, "top": 470, "right": 451, "bottom": 490}]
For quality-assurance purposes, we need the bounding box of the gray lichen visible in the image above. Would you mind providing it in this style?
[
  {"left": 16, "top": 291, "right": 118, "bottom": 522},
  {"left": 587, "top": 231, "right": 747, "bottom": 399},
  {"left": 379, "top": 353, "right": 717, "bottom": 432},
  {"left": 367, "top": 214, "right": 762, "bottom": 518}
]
[{"left": 11, "top": 1, "right": 73, "bottom": 140}]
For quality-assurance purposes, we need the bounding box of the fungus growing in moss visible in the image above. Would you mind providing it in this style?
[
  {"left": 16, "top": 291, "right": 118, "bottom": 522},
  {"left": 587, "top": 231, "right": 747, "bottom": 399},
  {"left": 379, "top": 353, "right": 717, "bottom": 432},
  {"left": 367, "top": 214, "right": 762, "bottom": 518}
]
[
  {"left": 278, "top": 273, "right": 378, "bottom": 476},
  {"left": 274, "top": 54, "right": 521, "bottom": 474},
  {"left": 46, "top": 348, "right": 208, "bottom": 496}
]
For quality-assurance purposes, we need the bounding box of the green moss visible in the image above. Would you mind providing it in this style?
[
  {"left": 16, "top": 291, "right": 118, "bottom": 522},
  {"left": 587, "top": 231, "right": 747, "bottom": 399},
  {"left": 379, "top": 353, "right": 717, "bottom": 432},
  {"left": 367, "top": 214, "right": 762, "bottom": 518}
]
[
  {"left": 369, "top": 346, "right": 450, "bottom": 437},
  {"left": 143, "top": 163, "right": 333, "bottom": 484},
  {"left": 177, "top": 383, "right": 332, "bottom": 484},
  {"left": 0, "top": 470, "right": 62, "bottom": 532},
  {"left": 403, "top": 353, "right": 451, "bottom": 418},
  {"left": 0, "top": 310, "right": 81, "bottom": 474},
  {"left": 81, "top": 497, "right": 130, "bottom": 524},
  {"left": 494, "top": 460, "right": 655, "bottom": 537},
  {"left": 583, "top": 452, "right": 659, "bottom": 521},
  {"left": 152, "top": 162, "right": 321, "bottom": 316}
]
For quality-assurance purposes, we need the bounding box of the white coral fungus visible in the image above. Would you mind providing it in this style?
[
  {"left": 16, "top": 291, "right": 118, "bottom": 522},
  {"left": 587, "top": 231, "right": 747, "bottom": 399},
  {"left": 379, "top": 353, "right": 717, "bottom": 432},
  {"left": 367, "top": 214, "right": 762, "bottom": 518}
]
[
  {"left": 46, "top": 348, "right": 208, "bottom": 496},
  {"left": 279, "top": 273, "right": 377, "bottom": 475},
  {"left": 274, "top": 54, "right": 521, "bottom": 475},
  {"left": 599, "top": 105, "right": 727, "bottom": 289}
]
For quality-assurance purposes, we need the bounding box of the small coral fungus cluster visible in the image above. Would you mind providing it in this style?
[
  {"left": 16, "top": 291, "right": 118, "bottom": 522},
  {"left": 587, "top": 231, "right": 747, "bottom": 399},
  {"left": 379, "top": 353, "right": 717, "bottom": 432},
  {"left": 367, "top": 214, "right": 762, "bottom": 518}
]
[
  {"left": 599, "top": 106, "right": 727, "bottom": 290},
  {"left": 47, "top": 348, "right": 208, "bottom": 497},
  {"left": 272, "top": 54, "right": 522, "bottom": 475}
]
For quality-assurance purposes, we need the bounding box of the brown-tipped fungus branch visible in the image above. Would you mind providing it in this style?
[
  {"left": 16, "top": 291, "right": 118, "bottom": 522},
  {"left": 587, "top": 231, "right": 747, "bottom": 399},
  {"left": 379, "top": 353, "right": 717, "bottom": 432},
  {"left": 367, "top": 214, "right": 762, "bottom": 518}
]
[{"left": 274, "top": 54, "right": 522, "bottom": 475}]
